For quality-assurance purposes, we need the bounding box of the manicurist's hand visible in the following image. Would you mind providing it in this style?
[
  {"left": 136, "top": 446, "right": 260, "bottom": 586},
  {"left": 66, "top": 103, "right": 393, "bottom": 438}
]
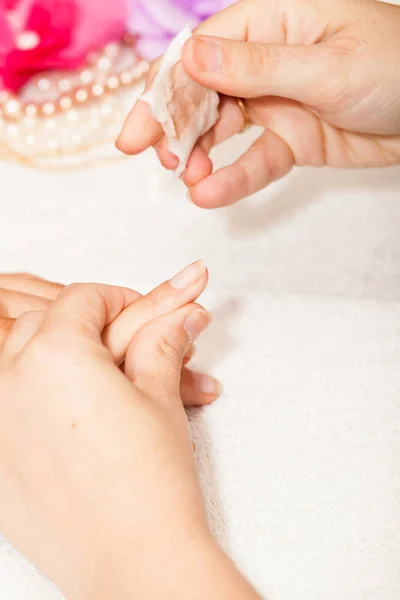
[
  {"left": 0, "top": 262, "right": 260, "bottom": 599},
  {"left": 118, "top": 0, "right": 400, "bottom": 207}
]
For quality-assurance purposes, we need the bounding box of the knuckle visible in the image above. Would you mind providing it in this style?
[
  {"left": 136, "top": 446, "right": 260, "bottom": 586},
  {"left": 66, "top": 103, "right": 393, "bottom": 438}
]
[
  {"left": 247, "top": 43, "right": 270, "bottom": 75},
  {"left": 15, "top": 310, "right": 39, "bottom": 325},
  {"left": 155, "top": 334, "right": 180, "bottom": 366},
  {"left": 65, "top": 282, "right": 85, "bottom": 294},
  {"left": 22, "top": 333, "right": 53, "bottom": 364}
]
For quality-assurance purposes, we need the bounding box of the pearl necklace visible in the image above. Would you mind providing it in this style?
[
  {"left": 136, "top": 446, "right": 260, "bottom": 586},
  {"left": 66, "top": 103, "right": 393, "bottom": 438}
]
[{"left": 0, "top": 37, "right": 149, "bottom": 170}]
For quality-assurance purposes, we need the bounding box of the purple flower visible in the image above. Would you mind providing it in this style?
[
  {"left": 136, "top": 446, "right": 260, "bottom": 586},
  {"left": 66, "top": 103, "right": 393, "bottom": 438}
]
[{"left": 128, "top": 0, "right": 234, "bottom": 59}]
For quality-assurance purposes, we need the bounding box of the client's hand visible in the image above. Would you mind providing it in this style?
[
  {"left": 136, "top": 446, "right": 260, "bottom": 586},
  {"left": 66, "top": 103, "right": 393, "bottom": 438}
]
[
  {"left": 0, "top": 263, "right": 257, "bottom": 600},
  {"left": 0, "top": 273, "right": 62, "bottom": 345},
  {"left": 0, "top": 266, "right": 219, "bottom": 407},
  {"left": 117, "top": 0, "right": 400, "bottom": 208}
]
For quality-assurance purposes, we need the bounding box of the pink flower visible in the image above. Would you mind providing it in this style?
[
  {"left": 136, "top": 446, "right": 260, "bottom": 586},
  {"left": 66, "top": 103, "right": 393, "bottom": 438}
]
[{"left": 0, "top": 0, "right": 128, "bottom": 92}]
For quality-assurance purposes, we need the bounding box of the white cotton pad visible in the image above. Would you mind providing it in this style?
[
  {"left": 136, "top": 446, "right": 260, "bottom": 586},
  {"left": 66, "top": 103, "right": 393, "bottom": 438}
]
[{"left": 141, "top": 26, "right": 220, "bottom": 176}]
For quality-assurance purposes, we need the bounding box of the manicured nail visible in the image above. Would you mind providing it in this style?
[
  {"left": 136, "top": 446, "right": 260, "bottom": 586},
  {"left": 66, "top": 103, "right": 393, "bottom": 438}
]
[
  {"left": 193, "top": 372, "right": 223, "bottom": 397},
  {"left": 170, "top": 260, "right": 206, "bottom": 289},
  {"left": 188, "top": 38, "right": 222, "bottom": 73},
  {"left": 184, "top": 309, "right": 212, "bottom": 344}
]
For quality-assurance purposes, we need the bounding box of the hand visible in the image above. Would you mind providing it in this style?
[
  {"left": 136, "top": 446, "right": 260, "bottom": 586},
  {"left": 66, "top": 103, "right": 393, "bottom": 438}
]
[
  {"left": 0, "top": 263, "right": 258, "bottom": 600},
  {"left": 0, "top": 273, "right": 62, "bottom": 345},
  {"left": 117, "top": 0, "right": 400, "bottom": 207},
  {"left": 0, "top": 266, "right": 220, "bottom": 407}
]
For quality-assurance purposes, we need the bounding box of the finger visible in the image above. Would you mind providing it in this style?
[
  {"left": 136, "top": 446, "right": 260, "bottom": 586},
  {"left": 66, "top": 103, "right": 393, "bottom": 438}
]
[
  {"left": 180, "top": 146, "right": 213, "bottom": 187},
  {"left": 0, "top": 273, "right": 63, "bottom": 300},
  {"left": 189, "top": 129, "right": 294, "bottom": 208},
  {"left": 182, "top": 36, "right": 345, "bottom": 106},
  {"left": 0, "top": 317, "right": 14, "bottom": 351},
  {"left": 180, "top": 367, "right": 222, "bottom": 407},
  {"left": 182, "top": 96, "right": 246, "bottom": 188},
  {"left": 115, "top": 0, "right": 254, "bottom": 157},
  {"left": 183, "top": 344, "right": 195, "bottom": 365},
  {"left": 116, "top": 0, "right": 282, "bottom": 157},
  {"left": 103, "top": 260, "right": 208, "bottom": 365},
  {"left": 154, "top": 135, "right": 213, "bottom": 184},
  {"left": 0, "top": 288, "right": 51, "bottom": 317},
  {"left": 124, "top": 303, "right": 212, "bottom": 399},
  {"left": 116, "top": 58, "right": 163, "bottom": 154},
  {"left": 198, "top": 96, "right": 247, "bottom": 153},
  {"left": 38, "top": 284, "right": 141, "bottom": 352},
  {"left": 154, "top": 135, "right": 179, "bottom": 170},
  {"left": 1, "top": 310, "right": 44, "bottom": 358},
  {"left": 192, "top": 1, "right": 257, "bottom": 41},
  {"left": 154, "top": 96, "right": 245, "bottom": 187}
]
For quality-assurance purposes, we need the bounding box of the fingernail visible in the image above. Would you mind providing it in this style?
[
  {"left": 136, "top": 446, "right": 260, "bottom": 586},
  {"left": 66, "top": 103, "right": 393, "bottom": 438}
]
[
  {"left": 189, "top": 38, "right": 222, "bottom": 73},
  {"left": 170, "top": 260, "right": 206, "bottom": 289},
  {"left": 194, "top": 372, "right": 223, "bottom": 397},
  {"left": 184, "top": 309, "right": 212, "bottom": 344}
]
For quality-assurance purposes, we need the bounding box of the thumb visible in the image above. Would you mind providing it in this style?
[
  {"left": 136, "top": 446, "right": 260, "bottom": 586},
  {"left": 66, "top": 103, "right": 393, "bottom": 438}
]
[
  {"left": 182, "top": 35, "right": 346, "bottom": 106},
  {"left": 124, "top": 304, "right": 211, "bottom": 399}
]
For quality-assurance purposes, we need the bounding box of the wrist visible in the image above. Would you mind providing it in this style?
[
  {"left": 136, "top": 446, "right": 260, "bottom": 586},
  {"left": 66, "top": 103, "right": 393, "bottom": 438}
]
[{"left": 82, "top": 531, "right": 260, "bottom": 600}]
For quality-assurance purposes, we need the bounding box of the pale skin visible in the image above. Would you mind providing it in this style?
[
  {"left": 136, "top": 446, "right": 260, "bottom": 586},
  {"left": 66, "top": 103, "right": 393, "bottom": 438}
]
[
  {"left": 3, "top": 0, "right": 400, "bottom": 597},
  {"left": 0, "top": 269, "right": 222, "bottom": 407},
  {"left": 117, "top": 0, "right": 400, "bottom": 208},
  {"left": 0, "top": 262, "right": 261, "bottom": 600}
]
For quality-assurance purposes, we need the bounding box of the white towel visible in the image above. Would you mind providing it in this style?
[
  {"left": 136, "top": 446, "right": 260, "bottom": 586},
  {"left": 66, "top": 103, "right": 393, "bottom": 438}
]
[{"left": 0, "top": 128, "right": 399, "bottom": 599}]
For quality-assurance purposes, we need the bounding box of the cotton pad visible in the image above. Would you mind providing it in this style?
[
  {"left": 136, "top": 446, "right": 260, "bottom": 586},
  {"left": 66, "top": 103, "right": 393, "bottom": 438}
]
[{"left": 141, "top": 27, "right": 220, "bottom": 176}]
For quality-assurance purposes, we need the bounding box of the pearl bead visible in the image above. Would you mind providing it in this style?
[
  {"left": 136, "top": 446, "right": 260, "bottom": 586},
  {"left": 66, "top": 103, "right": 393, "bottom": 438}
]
[
  {"left": 106, "top": 75, "right": 119, "bottom": 91},
  {"left": 7, "top": 124, "right": 18, "bottom": 137},
  {"left": 42, "top": 102, "right": 56, "bottom": 116},
  {"left": 59, "top": 78, "right": 71, "bottom": 92},
  {"left": 97, "top": 57, "right": 111, "bottom": 71},
  {"left": 38, "top": 77, "right": 50, "bottom": 92},
  {"left": 120, "top": 70, "right": 133, "bottom": 85},
  {"left": 91, "top": 83, "right": 104, "bottom": 97},
  {"left": 105, "top": 43, "right": 119, "bottom": 57},
  {"left": 24, "top": 103, "right": 38, "bottom": 118},
  {"left": 25, "top": 133, "right": 35, "bottom": 145},
  {"left": 4, "top": 99, "right": 21, "bottom": 119},
  {"left": 80, "top": 69, "right": 93, "bottom": 84},
  {"left": 75, "top": 89, "right": 89, "bottom": 103},
  {"left": 59, "top": 96, "right": 73, "bottom": 111}
]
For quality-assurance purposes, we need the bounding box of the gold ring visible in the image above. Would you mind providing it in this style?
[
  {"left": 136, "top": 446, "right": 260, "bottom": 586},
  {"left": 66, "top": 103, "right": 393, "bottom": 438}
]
[{"left": 236, "top": 98, "right": 252, "bottom": 133}]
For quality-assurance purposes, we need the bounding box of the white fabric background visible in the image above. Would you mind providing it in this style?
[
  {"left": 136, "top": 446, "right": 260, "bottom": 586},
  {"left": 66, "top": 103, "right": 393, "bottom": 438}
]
[{"left": 0, "top": 124, "right": 400, "bottom": 598}]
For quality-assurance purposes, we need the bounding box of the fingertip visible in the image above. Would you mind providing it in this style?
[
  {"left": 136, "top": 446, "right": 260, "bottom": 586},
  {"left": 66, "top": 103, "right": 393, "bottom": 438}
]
[
  {"left": 116, "top": 99, "right": 163, "bottom": 155},
  {"left": 182, "top": 146, "right": 213, "bottom": 187},
  {"left": 189, "top": 177, "right": 228, "bottom": 209},
  {"left": 154, "top": 138, "right": 179, "bottom": 170},
  {"left": 181, "top": 37, "right": 210, "bottom": 84},
  {"left": 181, "top": 370, "right": 223, "bottom": 407}
]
